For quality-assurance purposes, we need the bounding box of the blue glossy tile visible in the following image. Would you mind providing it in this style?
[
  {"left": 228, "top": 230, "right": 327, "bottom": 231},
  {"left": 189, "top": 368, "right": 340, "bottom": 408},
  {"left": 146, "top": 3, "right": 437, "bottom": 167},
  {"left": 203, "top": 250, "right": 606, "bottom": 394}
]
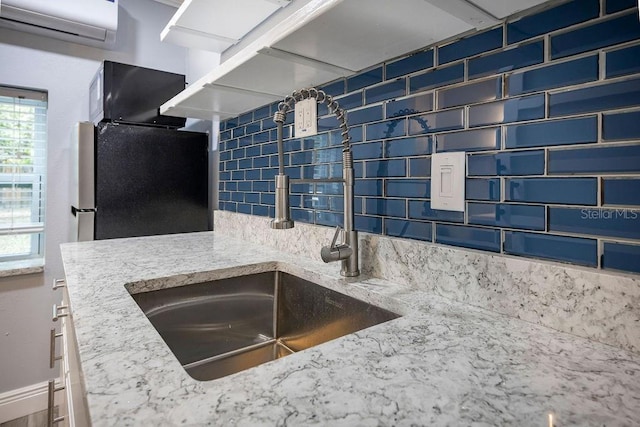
[
  {"left": 232, "top": 148, "right": 245, "bottom": 159},
  {"left": 408, "top": 109, "right": 464, "bottom": 135},
  {"left": 385, "top": 219, "right": 432, "bottom": 241},
  {"left": 244, "top": 193, "right": 260, "bottom": 204},
  {"left": 320, "top": 80, "right": 345, "bottom": 97},
  {"left": 253, "top": 181, "right": 270, "bottom": 192},
  {"left": 504, "top": 231, "right": 598, "bottom": 266},
  {"left": 318, "top": 115, "right": 339, "bottom": 132},
  {"left": 219, "top": 151, "right": 230, "bottom": 161},
  {"left": 232, "top": 170, "right": 245, "bottom": 181},
  {"left": 436, "top": 128, "right": 500, "bottom": 152},
  {"left": 284, "top": 166, "right": 302, "bottom": 179},
  {"left": 603, "top": 178, "right": 640, "bottom": 205},
  {"left": 238, "top": 159, "right": 252, "bottom": 169},
  {"left": 551, "top": 12, "right": 640, "bottom": 59},
  {"left": 409, "top": 63, "right": 464, "bottom": 94},
  {"left": 314, "top": 146, "right": 343, "bottom": 163},
  {"left": 385, "top": 136, "right": 432, "bottom": 158},
  {"left": 606, "top": 44, "right": 640, "bottom": 79},
  {"left": 302, "top": 164, "right": 330, "bottom": 179},
  {"left": 283, "top": 139, "right": 301, "bottom": 152},
  {"left": 347, "top": 105, "right": 384, "bottom": 126},
  {"left": 506, "top": 178, "right": 598, "bottom": 205},
  {"left": 219, "top": 171, "right": 230, "bottom": 181},
  {"left": 226, "top": 117, "right": 238, "bottom": 129},
  {"left": 367, "top": 119, "right": 407, "bottom": 140},
  {"left": 225, "top": 160, "right": 237, "bottom": 171},
  {"left": 219, "top": 191, "right": 230, "bottom": 201},
  {"left": 408, "top": 201, "right": 464, "bottom": 222},
  {"left": 252, "top": 205, "right": 269, "bottom": 217},
  {"left": 505, "top": 116, "right": 598, "bottom": 148},
  {"left": 246, "top": 145, "right": 261, "bottom": 157},
  {"left": 291, "top": 208, "right": 314, "bottom": 223},
  {"left": 352, "top": 142, "right": 384, "bottom": 160},
  {"left": 606, "top": 0, "right": 637, "bottom": 13},
  {"left": 302, "top": 134, "right": 330, "bottom": 150},
  {"left": 507, "top": 0, "right": 599, "bottom": 44},
  {"left": 355, "top": 215, "right": 383, "bottom": 234},
  {"left": 354, "top": 161, "right": 364, "bottom": 178},
  {"left": 221, "top": 202, "right": 236, "bottom": 212},
  {"left": 269, "top": 154, "right": 282, "bottom": 168},
  {"left": 468, "top": 203, "right": 545, "bottom": 230},
  {"left": 466, "top": 178, "right": 500, "bottom": 201},
  {"left": 347, "top": 67, "right": 383, "bottom": 92},
  {"left": 231, "top": 192, "right": 244, "bottom": 202},
  {"left": 233, "top": 127, "right": 245, "bottom": 138},
  {"left": 334, "top": 92, "right": 363, "bottom": 111},
  {"left": 386, "top": 93, "right": 433, "bottom": 119},
  {"left": 603, "top": 111, "right": 640, "bottom": 141},
  {"left": 303, "top": 194, "right": 330, "bottom": 210},
  {"left": 270, "top": 126, "right": 291, "bottom": 141},
  {"left": 438, "top": 77, "right": 501, "bottom": 109},
  {"left": 386, "top": 49, "right": 434, "bottom": 80},
  {"left": 365, "top": 159, "right": 406, "bottom": 177},
  {"left": 508, "top": 55, "right": 599, "bottom": 96},
  {"left": 315, "top": 211, "right": 344, "bottom": 227},
  {"left": 366, "top": 79, "right": 406, "bottom": 104},
  {"left": 468, "top": 150, "right": 545, "bottom": 176},
  {"left": 316, "top": 181, "right": 342, "bottom": 196},
  {"left": 603, "top": 242, "right": 640, "bottom": 274},
  {"left": 435, "top": 224, "right": 501, "bottom": 252},
  {"left": 386, "top": 179, "right": 430, "bottom": 198},
  {"left": 468, "top": 41, "right": 544, "bottom": 79},
  {"left": 226, "top": 139, "right": 238, "bottom": 150},
  {"left": 261, "top": 168, "right": 277, "bottom": 180},
  {"left": 291, "top": 183, "right": 314, "bottom": 194},
  {"left": 438, "top": 27, "right": 503, "bottom": 65},
  {"left": 253, "top": 156, "right": 269, "bottom": 168},
  {"left": 237, "top": 203, "right": 251, "bottom": 214},
  {"left": 344, "top": 126, "right": 363, "bottom": 144},
  {"left": 408, "top": 157, "right": 431, "bottom": 177},
  {"left": 261, "top": 193, "right": 275, "bottom": 205},
  {"left": 549, "top": 207, "right": 640, "bottom": 239},
  {"left": 262, "top": 142, "right": 277, "bottom": 155},
  {"left": 238, "top": 112, "right": 252, "bottom": 125},
  {"left": 355, "top": 179, "right": 383, "bottom": 196},
  {"left": 245, "top": 169, "right": 261, "bottom": 180},
  {"left": 262, "top": 117, "right": 276, "bottom": 130},
  {"left": 469, "top": 94, "right": 545, "bottom": 127},
  {"left": 548, "top": 145, "right": 640, "bottom": 174},
  {"left": 365, "top": 198, "right": 406, "bottom": 217},
  {"left": 549, "top": 78, "right": 640, "bottom": 117},
  {"left": 329, "top": 196, "right": 344, "bottom": 212},
  {"left": 253, "top": 130, "right": 270, "bottom": 144},
  {"left": 254, "top": 105, "right": 271, "bottom": 120},
  {"left": 245, "top": 122, "right": 260, "bottom": 134},
  {"left": 220, "top": 130, "right": 231, "bottom": 141}
]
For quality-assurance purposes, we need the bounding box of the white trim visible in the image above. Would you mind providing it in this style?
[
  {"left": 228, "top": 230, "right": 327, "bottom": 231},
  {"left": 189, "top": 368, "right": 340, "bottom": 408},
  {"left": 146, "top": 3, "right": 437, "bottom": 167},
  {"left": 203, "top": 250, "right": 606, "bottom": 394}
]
[{"left": 0, "top": 380, "right": 56, "bottom": 423}]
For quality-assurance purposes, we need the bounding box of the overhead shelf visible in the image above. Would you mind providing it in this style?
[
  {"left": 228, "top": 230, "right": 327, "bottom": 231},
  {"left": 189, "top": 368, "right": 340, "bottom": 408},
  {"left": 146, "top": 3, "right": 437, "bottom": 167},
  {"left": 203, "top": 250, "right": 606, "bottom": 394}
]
[{"left": 160, "top": 0, "right": 554, "bottom": 121}]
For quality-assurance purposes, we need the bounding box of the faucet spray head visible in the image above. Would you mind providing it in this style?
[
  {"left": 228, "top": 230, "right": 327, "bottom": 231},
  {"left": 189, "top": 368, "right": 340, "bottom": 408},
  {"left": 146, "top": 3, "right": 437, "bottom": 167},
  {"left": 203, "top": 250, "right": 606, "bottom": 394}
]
[{"left": 269, "top": 174, "right": 294, "bottom": 229}]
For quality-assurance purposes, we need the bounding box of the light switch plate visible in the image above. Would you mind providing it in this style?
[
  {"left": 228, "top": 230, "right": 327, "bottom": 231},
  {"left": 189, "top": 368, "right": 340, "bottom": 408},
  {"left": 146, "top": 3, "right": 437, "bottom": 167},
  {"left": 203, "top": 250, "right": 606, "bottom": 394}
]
[
  {"left": 294, "top": 97, "right": 318, "bottom": 137},
  {"left": 431, "top": 152, "right": 465, "bottom": 212}
]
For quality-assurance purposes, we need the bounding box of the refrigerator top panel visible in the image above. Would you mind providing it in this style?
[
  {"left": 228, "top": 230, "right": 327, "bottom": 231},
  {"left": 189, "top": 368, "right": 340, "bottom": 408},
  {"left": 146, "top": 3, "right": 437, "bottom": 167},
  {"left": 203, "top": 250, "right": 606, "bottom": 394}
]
[{"left": 90, "top": 61, "right": 187, "bottom": 128}]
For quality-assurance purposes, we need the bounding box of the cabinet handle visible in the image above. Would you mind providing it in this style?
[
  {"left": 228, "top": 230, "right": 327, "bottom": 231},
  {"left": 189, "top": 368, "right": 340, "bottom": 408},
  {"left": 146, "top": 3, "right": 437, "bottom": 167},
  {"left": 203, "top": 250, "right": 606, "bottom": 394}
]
[
  {"left": 52, "top": 304, "right": 68, "bottom": 322},
  {"left": 52, "top": 279, "right": 66, "bottom": 290},
  {"left": 49, "top": 328, "right": 63, "bottom": 369},
  {"left": 47, "top": 379, "right": 65, "bottom": 426}
]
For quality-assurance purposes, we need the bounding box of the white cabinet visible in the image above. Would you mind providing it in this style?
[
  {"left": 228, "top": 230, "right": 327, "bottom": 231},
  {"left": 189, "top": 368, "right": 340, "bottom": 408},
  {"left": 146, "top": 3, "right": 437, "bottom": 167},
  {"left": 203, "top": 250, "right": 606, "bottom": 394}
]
[{"left": 49, "top": 280, "right": 90, "bottom": 427}]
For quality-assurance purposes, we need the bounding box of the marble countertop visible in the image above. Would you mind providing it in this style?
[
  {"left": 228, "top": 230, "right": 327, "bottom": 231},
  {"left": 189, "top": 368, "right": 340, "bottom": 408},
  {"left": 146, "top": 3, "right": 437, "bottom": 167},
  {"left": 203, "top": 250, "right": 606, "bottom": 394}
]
[{"left": 60, "top": 232, "right": 640, "bottom": 426}]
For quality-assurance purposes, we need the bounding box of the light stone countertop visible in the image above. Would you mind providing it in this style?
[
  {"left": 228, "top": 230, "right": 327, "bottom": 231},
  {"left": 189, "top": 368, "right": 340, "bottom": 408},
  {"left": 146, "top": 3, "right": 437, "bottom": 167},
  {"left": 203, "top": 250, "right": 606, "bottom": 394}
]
[{"left": 60, "top": 231, "right": 640, "bottom": 426}]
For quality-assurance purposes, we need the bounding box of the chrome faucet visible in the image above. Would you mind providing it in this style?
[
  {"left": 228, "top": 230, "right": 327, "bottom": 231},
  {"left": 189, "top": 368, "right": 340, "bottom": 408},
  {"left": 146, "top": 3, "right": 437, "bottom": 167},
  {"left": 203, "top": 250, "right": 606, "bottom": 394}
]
[{"left": 270, "top": 87, "right": 359, "bottom": 277}]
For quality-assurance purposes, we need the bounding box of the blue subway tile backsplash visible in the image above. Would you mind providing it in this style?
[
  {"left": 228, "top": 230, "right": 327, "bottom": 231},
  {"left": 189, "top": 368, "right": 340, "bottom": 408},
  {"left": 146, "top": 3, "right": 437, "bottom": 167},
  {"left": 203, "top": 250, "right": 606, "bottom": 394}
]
[
  {"left": 218, "top": 2, "right": 640, "bottom": 275},
  {"left": 550, "top": 12, "right": 640, "bottom": 59},
  {"left": 506, "top": 0, "right": 599, "bottom": 45}
]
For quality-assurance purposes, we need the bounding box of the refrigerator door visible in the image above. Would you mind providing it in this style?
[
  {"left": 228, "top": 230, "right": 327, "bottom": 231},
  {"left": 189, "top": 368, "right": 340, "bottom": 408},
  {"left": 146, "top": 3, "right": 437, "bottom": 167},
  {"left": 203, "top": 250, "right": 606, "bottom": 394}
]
[
  {"left": 94, "top": 122, "right": 209, "bottom": 240},
  {"left": 70, "top": 122, "right": 96, "bottom": 242}
]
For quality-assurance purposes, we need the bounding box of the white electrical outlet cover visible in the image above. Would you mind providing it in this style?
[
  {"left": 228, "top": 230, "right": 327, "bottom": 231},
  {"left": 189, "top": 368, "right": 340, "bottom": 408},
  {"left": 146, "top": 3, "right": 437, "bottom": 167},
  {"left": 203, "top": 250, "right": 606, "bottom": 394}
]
[
  {"left": 294, "top": 98, "right": 318, "bottom": 137},
  {"left": 431, "top": 152, "right": 465, "bottom": 212}
]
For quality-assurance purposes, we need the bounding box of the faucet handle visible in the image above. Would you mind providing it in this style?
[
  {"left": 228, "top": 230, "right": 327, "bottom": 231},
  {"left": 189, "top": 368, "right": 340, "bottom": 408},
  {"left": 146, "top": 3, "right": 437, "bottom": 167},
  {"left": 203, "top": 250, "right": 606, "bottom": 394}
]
[{"left": 329, "top": 226, "right": 343, "bottom": 249}]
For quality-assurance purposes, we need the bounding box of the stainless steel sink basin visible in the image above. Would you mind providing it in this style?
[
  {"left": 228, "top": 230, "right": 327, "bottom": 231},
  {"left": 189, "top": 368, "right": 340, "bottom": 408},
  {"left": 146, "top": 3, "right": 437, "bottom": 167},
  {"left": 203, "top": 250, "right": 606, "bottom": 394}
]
[{"left": 131, "top": 271, "right": 399, "bottom": 381}]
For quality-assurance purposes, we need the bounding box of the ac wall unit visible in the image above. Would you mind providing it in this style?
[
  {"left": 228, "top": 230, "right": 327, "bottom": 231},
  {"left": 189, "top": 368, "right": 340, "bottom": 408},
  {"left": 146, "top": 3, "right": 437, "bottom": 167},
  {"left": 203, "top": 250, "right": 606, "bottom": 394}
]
[{"left": 0, "top": 0, "right": 118, "bottom": 48}]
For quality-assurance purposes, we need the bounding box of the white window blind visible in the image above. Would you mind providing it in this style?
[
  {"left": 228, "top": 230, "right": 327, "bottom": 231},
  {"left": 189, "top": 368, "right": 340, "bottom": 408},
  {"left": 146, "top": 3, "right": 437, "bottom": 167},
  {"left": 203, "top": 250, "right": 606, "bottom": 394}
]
[{"left": 0, "top": 86, "right": 47, "bottom": 262}]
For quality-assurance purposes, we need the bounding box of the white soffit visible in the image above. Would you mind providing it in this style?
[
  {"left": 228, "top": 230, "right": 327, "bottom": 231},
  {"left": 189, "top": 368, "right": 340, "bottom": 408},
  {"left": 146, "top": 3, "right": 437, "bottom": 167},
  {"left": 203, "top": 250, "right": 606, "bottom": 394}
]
[{"left": 468, "top": 0, "right": 555, "bottom": 18}]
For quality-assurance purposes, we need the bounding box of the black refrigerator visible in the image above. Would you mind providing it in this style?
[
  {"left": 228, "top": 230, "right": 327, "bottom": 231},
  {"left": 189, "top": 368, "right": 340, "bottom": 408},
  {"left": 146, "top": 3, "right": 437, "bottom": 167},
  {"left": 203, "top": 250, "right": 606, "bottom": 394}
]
[{"left": 71, "top": 61, "right": 210, "bottom": 241}]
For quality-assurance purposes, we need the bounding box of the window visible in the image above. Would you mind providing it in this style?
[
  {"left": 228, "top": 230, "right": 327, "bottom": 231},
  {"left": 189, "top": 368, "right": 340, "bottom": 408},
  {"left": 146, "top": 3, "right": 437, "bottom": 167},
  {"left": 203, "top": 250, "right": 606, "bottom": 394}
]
[{"left": 0, "top": 86, "right": 47, "bottom": 265}]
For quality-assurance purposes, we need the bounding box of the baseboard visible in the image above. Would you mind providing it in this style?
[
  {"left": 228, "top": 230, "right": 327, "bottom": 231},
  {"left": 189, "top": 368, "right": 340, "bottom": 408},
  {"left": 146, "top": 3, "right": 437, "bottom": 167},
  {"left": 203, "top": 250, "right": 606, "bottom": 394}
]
[{"left": 0, "top": 381, "right": 53, "bottom": 423}]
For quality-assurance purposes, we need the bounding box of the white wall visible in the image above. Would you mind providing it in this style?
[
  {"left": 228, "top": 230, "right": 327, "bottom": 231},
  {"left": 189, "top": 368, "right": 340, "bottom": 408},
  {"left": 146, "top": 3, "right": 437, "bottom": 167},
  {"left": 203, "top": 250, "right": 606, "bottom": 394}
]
[{"left": 0, "top": 0, "right": 191, "bottom": 394}]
